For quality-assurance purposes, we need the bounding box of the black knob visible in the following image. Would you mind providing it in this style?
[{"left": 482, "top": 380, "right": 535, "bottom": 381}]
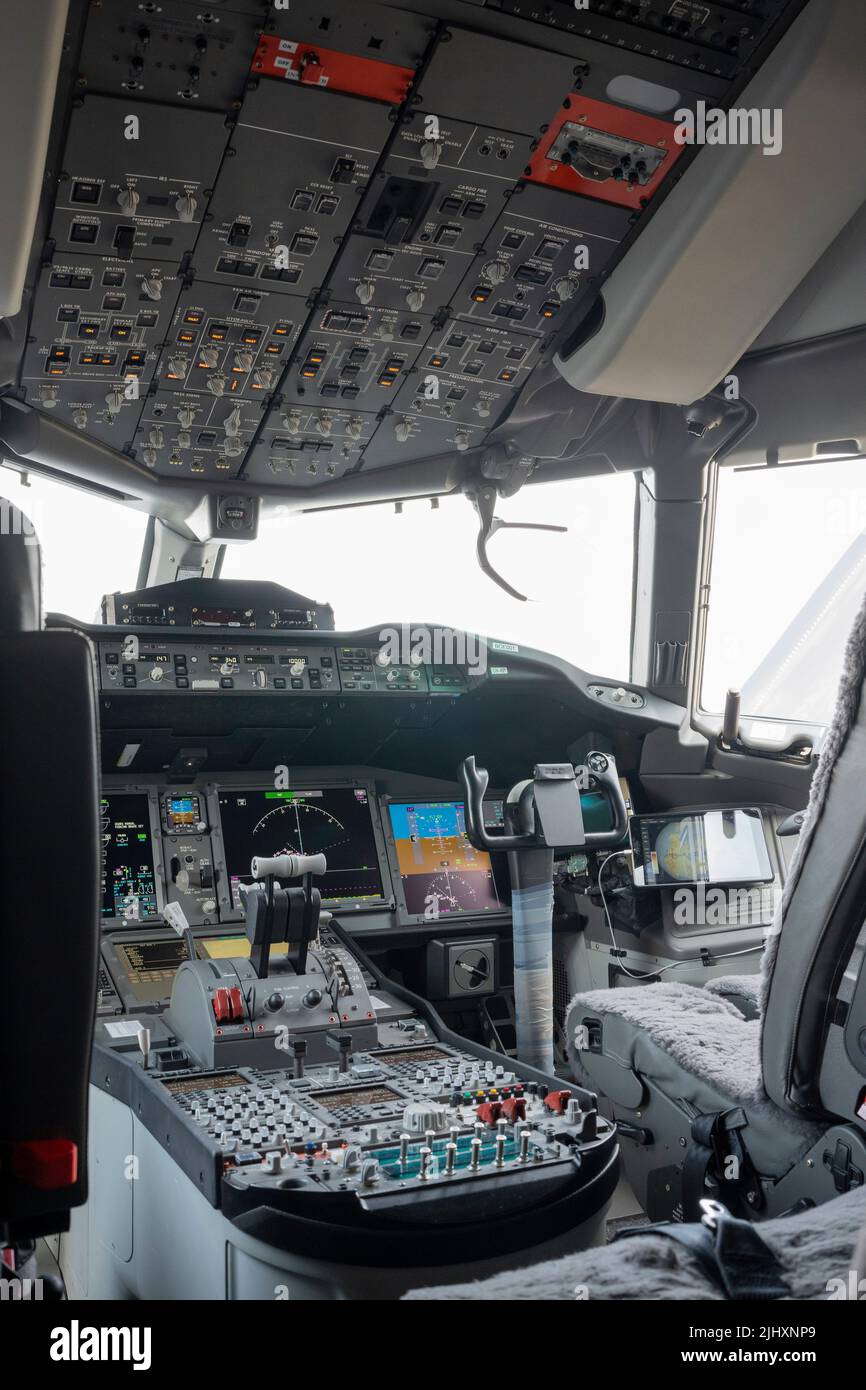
[
  {"left": 303, "top": 988, "right": 323, "bottom": 1008},
  {"left": 266, "top": 993, "right": 285, "bottom": 1012}
]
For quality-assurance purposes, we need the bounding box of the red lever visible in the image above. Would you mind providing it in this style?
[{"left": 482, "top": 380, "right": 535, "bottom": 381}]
[
  {"left": 544, "top": 1089, "right": 572, "bottom": 1115},
  {"left": 11, "top": 1138, "right": 78, "bottom": 1189},
  {"left": 227, "top": 986, "right": 245, "bottom": 1021},
  {"left": 502, "top": 1097, "right": 527, "bottom": 1124},
  {"left": 212, "top": 988, "right": 231, "bottom": 1024},
  {"left": 476, "top": 1101, "right": 502, "bottom": 1128}
]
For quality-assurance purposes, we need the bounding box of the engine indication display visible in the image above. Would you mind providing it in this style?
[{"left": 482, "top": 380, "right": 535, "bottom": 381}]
[
  {"left": 217, "top": 786, "right": 386, "bottom": 906},
  {"left": 389, "top": 801, "right": 502, "bottom": 920},
  {"left": 100, "top": 794, "right": 159, "bottom": 921}
]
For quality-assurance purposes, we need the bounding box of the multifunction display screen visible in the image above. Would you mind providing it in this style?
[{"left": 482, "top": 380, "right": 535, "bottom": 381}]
[
  {"left": 218, "top": 786, "right": 385, "bottom": 906},
  {"left": 100, "top": 794, "right": 159, "bottom": 920},
  {"left": 630, "top": 809, "right": 774, "bottom": 888}
]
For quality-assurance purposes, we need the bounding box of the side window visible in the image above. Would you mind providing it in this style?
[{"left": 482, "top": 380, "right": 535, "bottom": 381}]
[{"left": 701, "top": 457, "right": 866, "bottom": 726}]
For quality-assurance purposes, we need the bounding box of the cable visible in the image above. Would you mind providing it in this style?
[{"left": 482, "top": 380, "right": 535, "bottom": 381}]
[{"left": 596, "top": 852, "right": 766, "bottom": 980}]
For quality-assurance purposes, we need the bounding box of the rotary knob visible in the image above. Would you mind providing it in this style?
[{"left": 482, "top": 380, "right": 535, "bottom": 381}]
[
  {"left": 282, "top": 410, "right": 301, "bottom": 435},
  {"left": 224, "top": 405, "right": 242, "bottom": 437},
  {"left": 454, "top": 428, "right": 471, "bottom": 452},
  {"left": 483, "top": 259, "right": 507, "bottom": 285},
  {"left": 233, "top": 350, "right": 254, "bottom": 374},
  {"left": 394, "top": 417, "right": 412, "bottom": 442},
  {"left": 141, "top": 274, "right": 163, "bottom": 301},
  {"left": 147, "top": 426, "right": 164, "bottom": 448},
  {"left": 168, "top": 355, "right": 188, "bottom": 377},
  {"left": 207, "top": 374, "right": 227, "bottom": 396},
  {"left": 116, "top": 186, "right": 139, "bottom": 215},
  {"left": 406, "top": 288, "right": 426, "bottom": 312},
  {"left": 266, "top": 993, "right": 285, "bottom": 1012},
  {"left": 198, "top": 347, "right": 219, "bottom": 370},
  {"left": 355, "top": 279, "right": 375, "bottom": 305},
  {"left": 104, "top": 389, "right": 125, "bottom": 415},
  {"left": 315, "top": 414, "right": 333, "bottom": 437},
  {"left": 302, "top": 988, "right": 323, "bottom": 1009},
  {"left": 175, "top": 193, "right": 198, "bottom": 222},
  {"left": 176, "top": 405, "right": 196, "bottom": 428},
  {"left": 553, "top": 277, "right": 575, "bottom": 301},
  {"left": 345, "top": 417, "right": 363, "bottom": 441},
  {"left": 149, "top": 664, "right": 164, "bottom": 682}
]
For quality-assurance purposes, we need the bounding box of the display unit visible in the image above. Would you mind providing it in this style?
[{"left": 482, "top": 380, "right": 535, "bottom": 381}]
[
  {"left": 209, "top": 780, "right": 392, "bottom": 919},
  {"left": 383, "top": 797, "right": 511, "bottom": 927},
  {"left": 99, "top": 789, "right": 165, "bottom": 927}
]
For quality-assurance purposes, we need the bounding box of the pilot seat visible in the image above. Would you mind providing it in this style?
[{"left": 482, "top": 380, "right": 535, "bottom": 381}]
[{"left": 565, "top": 589, "right": 866, "bottom": 1225}]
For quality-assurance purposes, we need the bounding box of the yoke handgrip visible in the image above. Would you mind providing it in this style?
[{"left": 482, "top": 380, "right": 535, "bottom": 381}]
[
  {"left": 459, "top": 756, "right": 536, "bottom": 852},
  {"left": 582, "top": 753, "right": 629, "bottom": 849}
]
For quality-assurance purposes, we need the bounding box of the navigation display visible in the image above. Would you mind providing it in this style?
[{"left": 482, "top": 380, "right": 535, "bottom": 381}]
[
  {"left": 629, "top": 809, "right": 774, "bottom": 888},
  {"left": 100, "top": 794, "right": 159, "bottom": 921},
  {"left": 218, "top": 786, "right": 385, "bottom": 906},
  {"left": 389, "top": 800, "right": 503, "bottom": 919}
]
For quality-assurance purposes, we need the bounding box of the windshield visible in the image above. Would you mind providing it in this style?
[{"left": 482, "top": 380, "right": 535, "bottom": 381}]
[
  {"left": 0, "top": 469, "right": 148, "bottom": 623},
  {"left": 222, "top": 473, "right": 637, "bottom": 678},
  {"left": 702, "top": 456, "right": 866, "bottom": 727}
]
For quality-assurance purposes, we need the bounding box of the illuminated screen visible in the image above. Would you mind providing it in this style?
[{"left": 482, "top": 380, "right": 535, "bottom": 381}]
[
  {"left": 217, "top": 786, "right": 385, "bottom": 906},
  {"left": 100, "top": 794, "right": 158, "bottom": 920},
  {"left": 389, "top": 800, "right": 503, "bottom": 918},
  {"left": 630, "top": 809, "right": 774, "bottom": 888},
  {"left": 112, "top": 937, "right": 190, "bottom": 1001},
  {"left": 164, "top": 793, "right": 201, "bottom": 830}
]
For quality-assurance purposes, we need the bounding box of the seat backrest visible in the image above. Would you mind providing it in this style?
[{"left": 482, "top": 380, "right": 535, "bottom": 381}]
[
  {"left": 0, "top": 501, "right": 101, "bottom": 1243},
  {"left": 761, "top": 585, "right": 866, "bottom": 1126}
]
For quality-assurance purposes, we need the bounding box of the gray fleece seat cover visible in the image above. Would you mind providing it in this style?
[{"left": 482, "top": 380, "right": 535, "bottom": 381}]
[
  {"left": 404, "top": 1182, "right": 866, "bottom": 1301},
  {"left": 566, "top": 582, "right": 866, "bottom": 1169},
  {"left": 569, "top": 982, "right": 821, "bottom": 1175}
]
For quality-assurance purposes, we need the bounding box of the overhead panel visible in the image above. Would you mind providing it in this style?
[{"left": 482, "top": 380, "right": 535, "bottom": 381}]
[
  {"left": 76, "top": 0, "right": 265, "bottom": 107},
  {"left": 50, "top": 95, "right": 227, "bottom": 265},
  {"left": 199, "top": 80, "right": 395, "bottom": 298},
  {"left": 127, "top": 282, "right": 304, "bottom": 478},
  {"left": 15, "top": 0, "right": 808, "bottom": 492}
]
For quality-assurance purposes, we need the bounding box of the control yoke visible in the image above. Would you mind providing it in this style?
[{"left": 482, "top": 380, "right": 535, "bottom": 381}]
[
  {"left": 460, "top": 752, "right": 628, "bottom": 858},
  {"left": 459, "top": 753, "right": 628, "bottom": 1073},
  {"left": 240, "top": 852, "right": 326, "bottom": 981}
]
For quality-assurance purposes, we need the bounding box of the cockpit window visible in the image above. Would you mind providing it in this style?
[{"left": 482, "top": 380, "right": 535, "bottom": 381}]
[
  {"left": 702, "top": 456, "right": 866, "bottom": 727},
  {"left": 222, "top": 473, "right": 637, "bottom": 678},
  {"left": 1, "top": 471, "right": 147, "bottom": 623}
]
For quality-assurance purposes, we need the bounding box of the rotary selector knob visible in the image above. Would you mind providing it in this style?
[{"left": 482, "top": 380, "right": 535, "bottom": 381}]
[
  {"left": 147, "top": 426, "right": 164, "bottom": 448},
  {"left": 175, "top": 193, "right": 198, "bottom": 222},
  {"left": 406, "top": 288, "right": 426, "bottom": 312},
  {"left": 233, "top": 351, "right": 254, "bottom": 373},
  {"left": 141, "top": 274, "right": 163, "bottom": 301},
  {"left": 105, "top": 389, "right": 125, "bottom": 414},
  {"left": 611, "top": 687, "right": 626, "bottom": 703},
  {"left": 223, "top": 437, "right": 244, "bottom": 459},
  {"left": 302, "top": 988, "right": 323, "bottom": 1009},
  {"left": 266, "top": 993, "right": 285, "bottom": 1012},
  {"left": 149, "top": 665, "right": 164, "bottom": 683},
  {"left": 224, "top": 405, "right": 242, "bottom": 437},
  {"left": 177, "top": 405, "right": 196, "bottom": 428},
  {"left": 253, "top": 368, "right": 276, "bottom": 390},
  {"left": 176, "top": 431, "right": 191, "bottom": 449},
  {"left": 554, "top": 277, "right": 575, "bottom": 301},
  {"left": 402, "top": 1102, "right": 449, "bottom": 1134},
  {"left": 345, "top": 417, "right": 363, "bottom": 441},
  {"left": 207, "top": 374, "right": 227, "bottom": 396},
  {"left": 289, "top": 660, "right": 305, "bottom": 677},
  {"left": 39, "top": 386, "right": 59, "bottom": 408},
  {"left": 168, "top": 355, "right": 187, "bottom": 377},
  {"left": 455, "top": 428, "right": 471, "bottom": 452},
  {"left": 199, "top": 348, "right": 219, "bottom": 369},
  {"left": 355, "top": 279, "right": 375, "bottom": 305},
  {"left": 141, "top": 447, "right": 157, "bottom": 467},
  {"left": 116, "top": 186, "right": 139, "bottom": 214},
  {"left": 394, "top": 417, "right": 412, "bottom": 442},
  {"left": 483, "top": 259, "right": 507, "bottom": 285},
  {"left": 475, "top": 401, "right": 492, "bottom": 418},
  {"left": 282, "top": 410, "right": 301, "bottom": 435},
  {"left": 73, "top": 409, "right": 88, "bottom": 430},
  {"left": 375, "top": 647, "right": 391, "bottom": 668},
  {"left": 315, "top": 414, "right": 333, "bottom": 437}
]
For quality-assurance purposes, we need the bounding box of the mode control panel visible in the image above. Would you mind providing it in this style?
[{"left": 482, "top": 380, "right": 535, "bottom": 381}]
[
  {"left": 98, "top": 638, "right": 470, "bottom": 696},
  {"left": 100, "top": 640, "right": 339, "bottom": 694}
]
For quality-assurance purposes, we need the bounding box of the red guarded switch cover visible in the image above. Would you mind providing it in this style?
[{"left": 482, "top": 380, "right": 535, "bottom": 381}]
[
  {"left": 252, "top": 36, "right": 414, "bottom": 105},
  {"left": 212, "top": 987, "right": 231, "bottom": 1024},
  {"left": 525, "top": 94, "right": 683, "bottom": 210}
]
